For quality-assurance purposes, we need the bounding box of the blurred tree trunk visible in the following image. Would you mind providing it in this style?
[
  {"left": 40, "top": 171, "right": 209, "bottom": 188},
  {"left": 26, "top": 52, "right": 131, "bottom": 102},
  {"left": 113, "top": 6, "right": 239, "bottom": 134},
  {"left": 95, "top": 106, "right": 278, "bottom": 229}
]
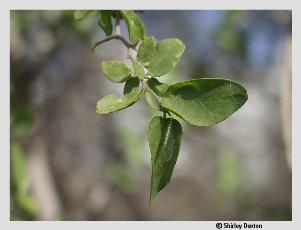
[
  {"left": 27, "top": 134, "right": 62, "bottom": 220},
  {"left": 281, "top": 33, "right": 292, "bottom": 169}
]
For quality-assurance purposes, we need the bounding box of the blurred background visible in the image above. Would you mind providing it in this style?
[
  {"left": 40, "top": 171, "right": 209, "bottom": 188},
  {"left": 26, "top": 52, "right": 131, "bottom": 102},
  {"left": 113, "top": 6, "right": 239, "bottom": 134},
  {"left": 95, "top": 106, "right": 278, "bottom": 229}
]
[{"left": 10, "top": 10, "right": 292, "bottom": 221}]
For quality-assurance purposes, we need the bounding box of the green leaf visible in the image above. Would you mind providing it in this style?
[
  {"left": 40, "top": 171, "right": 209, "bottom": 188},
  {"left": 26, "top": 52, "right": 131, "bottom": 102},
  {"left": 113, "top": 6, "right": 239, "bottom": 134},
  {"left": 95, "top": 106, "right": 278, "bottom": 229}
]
[
  {"left": 11, "top": 142, "right": 28, "bottom": 193},
  {"left": 145, "top": 91, "right": 160, "bottom": 110},
  {"left": 137, "top": 36, "right": 156, "bottom": 63},
  {"left": 146, "top": 78, "right": 169, "bottom": 97},
  {"left": 132, "top": 60, "right": 145, "bottom": 79},
  {"left": 96, "top": 78, "right": 142, "bottom": 114},
  {"left": 148, "top": 38, "right": 185, "bottom": 77},
  {"left": 161, "top": 78, "right": 248, "bottom": 126},
  {"left": 147, "top": 116, "right": 182, "bottom": 202},
  {"left": 101, "top": 61, "right": 133, "bottom": 83},
  {"left": 98, "top": 11, "right": 113, "bottom": 36},
  {"left": 73, "top": 10, "right": 93, "bottom": 20},
  {"left": 120, "top": 10, "right": 146, "bottom": 43}
]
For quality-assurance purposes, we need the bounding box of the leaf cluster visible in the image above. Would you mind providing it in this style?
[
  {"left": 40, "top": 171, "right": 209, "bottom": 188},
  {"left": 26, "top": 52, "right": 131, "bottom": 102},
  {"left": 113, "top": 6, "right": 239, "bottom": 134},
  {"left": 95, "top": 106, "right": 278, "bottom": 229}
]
[{"left": 74, "top": 10, "right": 248, "bottom": 202}]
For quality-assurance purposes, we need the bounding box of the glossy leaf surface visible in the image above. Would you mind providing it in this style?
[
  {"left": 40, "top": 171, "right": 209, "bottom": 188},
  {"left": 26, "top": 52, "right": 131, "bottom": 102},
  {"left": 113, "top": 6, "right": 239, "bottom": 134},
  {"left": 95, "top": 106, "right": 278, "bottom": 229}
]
[
  {"left": 161, "top": 78, "right": 248, "bottom": 126},
  {"left": 147, "top": 116, "right": 182, "bottom": 202}
]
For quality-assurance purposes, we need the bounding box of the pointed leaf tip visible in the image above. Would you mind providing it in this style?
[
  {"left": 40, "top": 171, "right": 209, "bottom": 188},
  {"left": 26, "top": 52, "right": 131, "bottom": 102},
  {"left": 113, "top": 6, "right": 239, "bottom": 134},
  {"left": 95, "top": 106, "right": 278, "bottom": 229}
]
[{"left": 147, "top": 116, "right": 182, "bottom": 202}]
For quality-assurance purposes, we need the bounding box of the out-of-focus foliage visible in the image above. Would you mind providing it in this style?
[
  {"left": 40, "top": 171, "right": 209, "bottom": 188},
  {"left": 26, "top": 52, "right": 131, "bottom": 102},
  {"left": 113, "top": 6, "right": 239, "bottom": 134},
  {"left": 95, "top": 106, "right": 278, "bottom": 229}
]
[
  {"left": 73, "top": 10, "right": 93, "bottom": 21},
  {"left": 11, "top": 85, "right": 38, "bottom": 220},
  {"left": 11, "top": 104, "right": 34, "bottom": 136},
  {"left": 118, "top": 127, "right": 145, "bottom": 170},
  {"left": 216, "top": 11, "right": 248, "bottom": 61},
  {"left": 10, "top": 142, "right": 38, "bottom": 220},
  {"left": 11, "top": 143, "right": 29, "bottom": 193},
  {"left": 216, "top": 150, "right": 241, "bottom": 194},
  {"left": 106, "top": 162, "right": 135, "bottom": 193}
]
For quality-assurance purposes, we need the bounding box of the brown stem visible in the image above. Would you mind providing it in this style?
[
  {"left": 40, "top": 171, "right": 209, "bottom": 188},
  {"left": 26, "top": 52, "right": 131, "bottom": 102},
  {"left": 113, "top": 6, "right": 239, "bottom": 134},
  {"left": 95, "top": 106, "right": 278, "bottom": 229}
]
[{"left": 91, "top": 35, "right": 137, "bottom": 52}]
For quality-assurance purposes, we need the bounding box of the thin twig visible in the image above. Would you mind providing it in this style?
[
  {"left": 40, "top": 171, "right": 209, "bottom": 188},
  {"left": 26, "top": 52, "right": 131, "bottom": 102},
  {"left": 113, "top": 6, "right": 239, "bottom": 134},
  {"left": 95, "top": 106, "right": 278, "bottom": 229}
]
[{"left": 91, "top": 35, "right": 137, "bottom": 52}]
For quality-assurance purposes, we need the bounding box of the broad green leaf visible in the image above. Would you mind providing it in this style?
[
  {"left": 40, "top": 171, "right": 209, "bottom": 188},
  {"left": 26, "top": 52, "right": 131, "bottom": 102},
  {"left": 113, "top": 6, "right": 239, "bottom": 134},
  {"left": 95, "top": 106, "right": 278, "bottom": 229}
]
[
  {"left": 96, "top": 78, "right": 142, "bottom": 114},
  {"left": 161, "top": 78, "right": 248, "bottom": 126},
  {"left": 147, "top": 116, "right": 182, "bottom": 202},
  {"left": 145, "top": 91, "right": 160, "bottom": 110},
  {"left": 146, "top": 78, "right": 169, "bottom": 97},
  {"left": 101, "top": 60, "right": 133, "bottom": 83},
  {"left": 137, "top": 36, "right": 156, "bottom": 63},
  {"left": 120, "top": 10, "right": 146, "bottom": 43},
  {"left": 98, "top": 11, "right": 113, "bottom": 36},
  {"left": 132, "top": 60, "right": 145, "bottom": 79},
  {"left": 148, "top": 38, "right": 185, "bottom": 77},
  {"left": 73, "top": 10, "right": 93, "bottom": 20},
  {"left": 11, "top": 142, "right": 28, "bottom": 193}
]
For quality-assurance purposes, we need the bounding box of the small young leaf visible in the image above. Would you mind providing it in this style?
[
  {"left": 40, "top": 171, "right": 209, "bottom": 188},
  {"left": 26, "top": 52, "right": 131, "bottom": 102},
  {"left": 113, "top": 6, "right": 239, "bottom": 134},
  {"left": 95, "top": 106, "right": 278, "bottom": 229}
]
[
  {"left": 101, "top": 61, "right": 133, "bottom": 83},
  {"left": 73, "top": 10, "right": 93, "bottom": 20},
  {"left": 120, "top": 10, "right": 146, "bottom": 43},
  {"left": 148, "top": 38, "right": 185, "bottom": 77},
  {"left": 147, "top": 116, "right": 182, "bottom": 202},
  {"left": 137, "top": 36, "right": 156, "bottom": 63},
  {"left": 96, "top": 78, "right": 142, "bottom": 114},
  {"left": 146, "top": 78, "right": 169, "bottom": 97},
  {"left": 98, "top": 11, "right": 113, "bottom": 36},
  {"left": 145, "top": 91, "right": 160, "bottom": 110},
  {"left": 132, "top": 60, "right": 145, "bottom": 79},
  {"left": 161, "top": 78, "right": 248, "bottom": 126}
]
